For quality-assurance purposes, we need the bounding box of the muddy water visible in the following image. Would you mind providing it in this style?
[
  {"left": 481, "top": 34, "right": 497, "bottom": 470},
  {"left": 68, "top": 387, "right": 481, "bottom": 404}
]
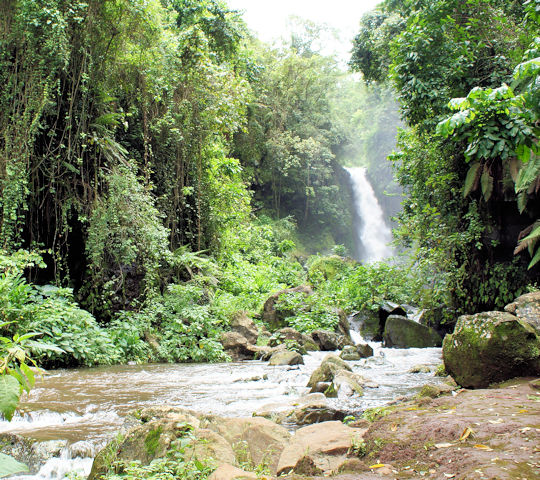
[{"left": 2, "top": 345, "right": 443, "bottom": 479}]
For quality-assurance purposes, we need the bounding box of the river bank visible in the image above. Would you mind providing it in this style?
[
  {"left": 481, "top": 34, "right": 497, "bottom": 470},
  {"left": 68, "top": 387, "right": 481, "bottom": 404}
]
[{"left": 84, "top": 376, "right": 540, "bottom": 480}]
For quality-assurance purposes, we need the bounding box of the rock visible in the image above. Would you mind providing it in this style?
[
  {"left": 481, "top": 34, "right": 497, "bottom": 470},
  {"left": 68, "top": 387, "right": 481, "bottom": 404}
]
[
  {"left": 311, "top": 330, "right": 353, "bottom": 351},
  {"left": 337, "top": 458, "right": 371, "bottom": 473},
  {"left": 208, "top": 464, "right": 257, "bottom": 480},
  {"left": 287, "top": 394, "right": 345, "bottom": 425},
  {"left": 443, "top": 311, "right": 540, "bottom": 388},
  {"left": 220, "top": 332, "right": 254, "bottom": 361},
  {"left": 416, "top": 383, "right": 455, "bottom": 399},
  {"left": 336, "top": 308, "right": 352, "bottom": 339},
  {"left": 530, "top": 378, "right": 540, "bottom": 390},
  {"left": 349, "top": 310, "right": 381, "bottom": 341},
  {"left": 383, "top": 315, "right": 442, "bottom": 348},
  {"left": 89, "top": 408, "right": 235, "bottom": 479},
  {"left": 144, "top": 331, "right": 160, "bottom": 354},
  {"left": 356, "top": 342, "right": 374, "bottom": 358},
  {"left": 505, "top": 291, "right": 540, "bottom": 334},
  {"left": 231, "top": 312, "right": 258, "bottom": 345},
  {"left": 0, "top": 435, "right": 67, "bottom": 475},
  {"left": 409, "top": 364, "right": 432, "bottom": 373},
  {"left": 268, "top": 327, "right": 319, "bottom": 351},
  {"left": 276, "top": 421, "right": 366, "bottom": 476},
  {"left": 261, "top": 285, "right": 313, "bottom": 330},
  {"left": 340, "top": 343, "right": 374, "bottom": 360},
  {"left": 307, "top": 354, "right": 352, "bottom": 389},
  {"left": 340, "top": 345, "right": 361, "bottom": 361},
  {"left": 184, "top": 429, "right": 236, "bottom": 467},
  {"left": 202, "top": 416, "right": 290, "bottom": 474},
  {"left": 333, "top": 370, "right": 364, "bottom": 397},
  {"left": 268, "top": 350, "right": 304, "bottom": 366}
]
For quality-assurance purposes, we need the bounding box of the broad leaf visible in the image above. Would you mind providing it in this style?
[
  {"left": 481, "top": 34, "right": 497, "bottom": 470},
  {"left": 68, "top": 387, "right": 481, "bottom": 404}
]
[
  {"left": 0, "top": 453, "right": 29, "bottom": 478},
  {"left": 481, "top": 169, "right": 494, "bottom": 201},
  {"left": 0, "top": 375, "right": 21, "bottom": 421},
  {"left": 463, "top": 162, "right": 482, "bottom": 198}
]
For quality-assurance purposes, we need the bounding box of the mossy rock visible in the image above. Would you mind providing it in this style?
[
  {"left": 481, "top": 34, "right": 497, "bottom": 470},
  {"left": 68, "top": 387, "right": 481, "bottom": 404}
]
[
  {"left": 383, "top": 315, "right": 442, "bottom": 348},
  {"left": 443, "top": 311, "right": 540, "bottom": 388}
]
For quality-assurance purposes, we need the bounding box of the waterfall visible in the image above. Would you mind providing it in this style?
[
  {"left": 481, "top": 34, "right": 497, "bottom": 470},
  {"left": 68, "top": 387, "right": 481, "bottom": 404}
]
[{"left": 346, "top": 167, "right": 394, "bottom": 263}]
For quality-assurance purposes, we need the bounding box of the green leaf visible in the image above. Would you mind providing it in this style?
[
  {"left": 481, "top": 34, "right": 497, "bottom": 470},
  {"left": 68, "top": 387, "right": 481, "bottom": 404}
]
[
  {"left": 481, "top": 169, "right": 494, "bottom": 201},
  {"left": 463, "top": 162, "right": 482, "bottom": 198},
  {"left": 0, "top": 453, "right": 29, "bottom": 477},
  {"left": 0, "top": 375, "right": 21, "bottom": 421},
  {"left": 25, "top": 340, "right": 65, "bottom": 353},
  {"left": 528, "top": 246, "right": 540, "bottom": 269}
]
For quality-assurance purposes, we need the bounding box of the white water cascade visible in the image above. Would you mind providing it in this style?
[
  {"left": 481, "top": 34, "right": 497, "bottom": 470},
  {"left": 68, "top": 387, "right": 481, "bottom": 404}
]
[{"left": 346, "top": 167, "right": 394, "bottom": 263}]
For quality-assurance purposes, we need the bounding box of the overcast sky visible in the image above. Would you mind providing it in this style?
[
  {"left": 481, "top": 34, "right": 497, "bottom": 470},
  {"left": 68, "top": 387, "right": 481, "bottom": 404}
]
[{"left": 226, "top": 0, "right": 381, "bottom": 60}]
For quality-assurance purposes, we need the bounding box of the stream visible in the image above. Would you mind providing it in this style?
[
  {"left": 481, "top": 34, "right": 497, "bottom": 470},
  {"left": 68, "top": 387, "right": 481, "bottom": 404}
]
[{"left": 1, "top": 343, "right": 443, "bottom": 479}]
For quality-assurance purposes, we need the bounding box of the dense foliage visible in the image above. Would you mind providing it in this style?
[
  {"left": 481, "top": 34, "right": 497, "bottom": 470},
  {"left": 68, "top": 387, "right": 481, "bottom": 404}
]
[{"left": 351, "top": 0, "right": 540, "bottom": 317}]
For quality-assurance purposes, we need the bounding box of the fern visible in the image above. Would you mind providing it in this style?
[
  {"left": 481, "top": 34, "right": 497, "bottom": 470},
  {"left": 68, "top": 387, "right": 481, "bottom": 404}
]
[{"left": 514, "top": 220, "right": 540, "bottom": 269}]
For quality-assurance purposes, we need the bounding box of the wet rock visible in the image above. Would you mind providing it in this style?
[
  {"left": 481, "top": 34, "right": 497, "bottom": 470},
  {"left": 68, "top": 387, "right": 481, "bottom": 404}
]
[
  {"left": 307, "top": 354, "right": 352, "bottom": 389},
  {"left": 443, "top": 311, "right": 540, "bottom": 388},
  {"left": 333, "top": 370, "right": 364, "bottom": 397},
  {"left": 356, "top": 342, "right": 374, "bottom": 358},
  {"left": 505, "top": 291, "right": 540, "bottom": 334},
  {"left": 268, "top": 350, "right": 304, "bottom": 366},
  {"left": 310, "top": 381, "right": 335, "bottom": 396},
  {"left": 340, "top": 345, "right": 361, "bottom": 361},
  {"left": 220, "top": 332, "right": 254, "bottom": 361},
  {"left": 0, "top": 435, "right": 67, "bottom": 475},
  {"left": 350, "top": 310, "right": 381, "bottom": 341},
  {"left": 383, "top": 315, "right": 442, "bottom": 348},
  {"left": 261, "top": 285, "right": 313, "bottom": 330},
  {"left": 336, "top": 308, "right": 352, "bottom": 339},
  {"left": 409, "top": 364, "right": 432, "bottom": 373},
  {"left": 231, "top": 311, "right": 258, "bottom": 345},
  {"left": 208, "top": 464, "right": 257, "bottom": 480},
  {"left": 276, "top": 421, "right": 367, "bottom": 476},
  {"left": 310, "top": 330, "right": 353, "bottom": 351}
]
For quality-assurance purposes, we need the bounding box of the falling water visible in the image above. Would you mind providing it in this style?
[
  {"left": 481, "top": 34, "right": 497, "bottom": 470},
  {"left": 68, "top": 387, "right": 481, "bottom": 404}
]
[{"left": 346, "top": 167, "right": 394, "bottom": 263}]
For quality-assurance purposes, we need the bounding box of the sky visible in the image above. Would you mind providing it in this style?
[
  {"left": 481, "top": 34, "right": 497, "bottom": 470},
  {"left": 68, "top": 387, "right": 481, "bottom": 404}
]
[{"left": 226, "top": 0, "right": 381, "bottom": 61}]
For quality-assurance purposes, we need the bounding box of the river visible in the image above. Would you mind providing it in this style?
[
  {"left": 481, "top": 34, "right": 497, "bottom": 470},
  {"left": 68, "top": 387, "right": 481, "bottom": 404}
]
[{"left": 1, "top": 343, "right": 443, "bottom": 479}]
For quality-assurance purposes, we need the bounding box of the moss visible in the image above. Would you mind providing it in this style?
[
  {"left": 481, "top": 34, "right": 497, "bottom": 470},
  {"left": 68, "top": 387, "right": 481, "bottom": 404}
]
[{"left": 144, "top": 426, "right": 163, "bottom": 457}]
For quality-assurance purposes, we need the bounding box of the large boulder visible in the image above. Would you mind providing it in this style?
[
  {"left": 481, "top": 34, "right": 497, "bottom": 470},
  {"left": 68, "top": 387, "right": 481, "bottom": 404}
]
[
  {"left": 307, "top": 354, "right": 352, "bottom": 388},
  {"left": 349, "top": 310, "right": 381, "bottom": 342},
  {"left": 340, "top": 345, "right": 361, "bottom": 361},
  {"left": 90, "top": 407, "right": 292, "bottom": 479},
  {"left": 261, "top": 285, "right": 313, "bottom": 330},
  {"left": 268, "top": 327, "right": 319, "bottom": 351},
  {"left": 220, "top": 332, "right": 254, "bottom": 361},
  {"left": 200, "top": 416, "right": 290, "bottom": 474},
  {"left": 310, "top": 330, "right": 353, "bottom": 351},
  {"left": 443, "top": 311, "right": 540, "bottom": 388},
  {"left": 230, "top": 312, "right": 258, "bottom": 345},
  {"left": 505, "top": 291, "right": 540, "bottom": 334},
  {"left": 383, "top": 315, "right": 442, "bottom": 348},
  {"left": 268, "top": 350, "right": 304, "bottom": 366},
  {"left": 276, "top": 421, "right": 367, "bottom": 476}
]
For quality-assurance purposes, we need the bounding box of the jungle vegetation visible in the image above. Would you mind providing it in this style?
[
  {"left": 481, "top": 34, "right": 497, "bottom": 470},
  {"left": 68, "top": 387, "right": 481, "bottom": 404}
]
[{"left": 0, "top": 0, "right": 538, "bottom": 416}]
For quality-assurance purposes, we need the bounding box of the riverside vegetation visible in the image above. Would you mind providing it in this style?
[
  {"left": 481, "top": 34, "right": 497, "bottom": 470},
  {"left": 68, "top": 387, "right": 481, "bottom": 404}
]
[{"left": 0, "top": 0, "right": 539, "bottom": 478}]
